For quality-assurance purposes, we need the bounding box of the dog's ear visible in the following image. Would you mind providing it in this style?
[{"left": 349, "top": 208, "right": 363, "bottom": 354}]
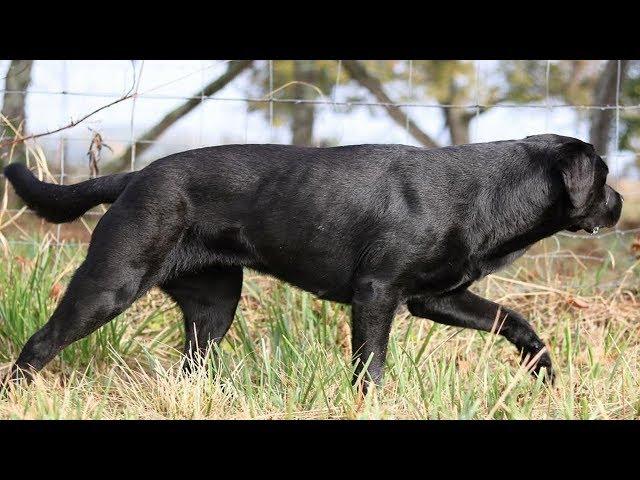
[{"left": 556, "top": 141, "right": 596, "bottom": 210}]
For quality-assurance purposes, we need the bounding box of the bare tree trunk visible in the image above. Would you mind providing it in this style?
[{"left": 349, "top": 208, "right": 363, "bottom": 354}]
[
  {"left": 1, "top": 60, "right": 34, "bottom": 164},
  {"left": 444, "top": 108, "right": 471, "bottom": 145},
  {"left": 342, "top": 60, "right": 440, "bottom": 148},
  {"left": 105, "top": 60, "right": 253, "bottom": 173},
  {"left": 291, "top": 60, "right": 316, "bottom": 145},
  {"left": 589, "top": 60, "right": 630, "bottom": 157}
]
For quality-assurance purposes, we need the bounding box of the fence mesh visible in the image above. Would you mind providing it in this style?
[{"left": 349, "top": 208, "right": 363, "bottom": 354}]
[{"left": 1, "top": 60, "right": 639, "bottom": 289}]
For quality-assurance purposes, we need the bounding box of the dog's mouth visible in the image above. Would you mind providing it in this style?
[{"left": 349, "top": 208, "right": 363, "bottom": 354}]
[{"left": 565, "top": 224, "right": 603, "bottom": 235}]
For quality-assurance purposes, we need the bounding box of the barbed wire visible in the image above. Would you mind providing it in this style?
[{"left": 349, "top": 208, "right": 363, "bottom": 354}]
[{"left": 3, "top": 88, "right": 640, "bottom": 110}]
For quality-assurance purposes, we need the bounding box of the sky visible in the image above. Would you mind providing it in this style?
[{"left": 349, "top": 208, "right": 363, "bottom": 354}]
[{"left": 1, "top": 60, "right": 635, "bottom": 178}]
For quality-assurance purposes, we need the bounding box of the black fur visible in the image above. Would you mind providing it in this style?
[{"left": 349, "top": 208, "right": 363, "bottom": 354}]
[
  {"left": 3, "top": 163, "right": 134, "bottom": 223},
  {"left": 2, "top": 134, "right": 623, "bottom": 391}
]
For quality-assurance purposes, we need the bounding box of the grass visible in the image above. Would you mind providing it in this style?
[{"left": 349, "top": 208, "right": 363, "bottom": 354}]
[{"left": 0, "top": 233, "right": 638, "bottom": 419}]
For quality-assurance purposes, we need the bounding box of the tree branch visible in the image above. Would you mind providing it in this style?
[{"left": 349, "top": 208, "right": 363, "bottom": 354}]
[
  {"left": 443, "top": 107, "right": 470, "bottom": 145},
  {"left": 341, "top": 60, "right": 440, "bottom": 148},
  {"left": 1, "top": 93, "right": 134, "bottom": 149},
  {"left": 589, "top": 60, "right": 630, "bottom": 157},
  {"left": 1, "top": 60, "right": 135, "bottom": 151},
  {"left": 105, "top": 60, "right": 253, "bottom": 173}
]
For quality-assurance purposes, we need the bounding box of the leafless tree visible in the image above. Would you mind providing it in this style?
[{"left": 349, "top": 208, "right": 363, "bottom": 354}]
[{"left": 1, "top": 60, "right": 34, "bottom": 163}]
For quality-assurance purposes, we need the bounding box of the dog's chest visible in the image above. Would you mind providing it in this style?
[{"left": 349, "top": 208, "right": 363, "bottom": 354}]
[
  {"left": 407, "top": 248, "right": 527, "bottom": 296},
  {"left": 478, "top": 248, "right": 528, "bottom": 275}
]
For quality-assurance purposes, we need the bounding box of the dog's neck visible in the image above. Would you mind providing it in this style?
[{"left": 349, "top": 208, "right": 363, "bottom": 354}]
[
  {"left": 471, "top": 176, "right": 568, "bottom": 259},
  {"left": 486, "top": 212, "right": 566, "bottom": 259}
]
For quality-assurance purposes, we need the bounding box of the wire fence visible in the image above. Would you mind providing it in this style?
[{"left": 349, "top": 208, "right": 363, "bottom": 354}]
[{"left": 1, "top": 60, "right": 639, "bottom": 272}]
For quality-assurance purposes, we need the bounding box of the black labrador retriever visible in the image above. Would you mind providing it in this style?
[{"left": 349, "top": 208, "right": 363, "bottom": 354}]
[{"left": 2, "top": 134, "right": 623, "bottom": 390}]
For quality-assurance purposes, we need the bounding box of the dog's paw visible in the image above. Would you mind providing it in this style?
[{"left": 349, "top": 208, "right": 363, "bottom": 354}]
[
  {"left": 531, "top": 351, "right": 555, "bottom": 385},
  {"left": 519, "top": 340, "right": 555, "bottom": 385}
]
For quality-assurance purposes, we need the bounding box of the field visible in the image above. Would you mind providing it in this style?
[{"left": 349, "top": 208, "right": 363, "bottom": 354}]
[{"left": 0, "top": 172, "right": 639, "bottom": 419}]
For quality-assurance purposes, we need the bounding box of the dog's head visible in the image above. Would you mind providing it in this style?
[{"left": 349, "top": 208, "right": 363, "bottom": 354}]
[{"left": 552, "top": 138, "right": 623, "bottom": 234}]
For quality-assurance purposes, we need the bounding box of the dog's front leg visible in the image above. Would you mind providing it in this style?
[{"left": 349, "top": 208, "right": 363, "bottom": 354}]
[
  {"left": 350, "top": 277, "right": 400, "bottom": 392},
  {"left": 407, "top": 290, "right": 554, "bottom": 382}
]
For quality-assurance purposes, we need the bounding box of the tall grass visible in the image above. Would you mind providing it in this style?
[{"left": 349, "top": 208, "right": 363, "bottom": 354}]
[{"left": 0, "top": 236, "right": 638, "bottom": 419}]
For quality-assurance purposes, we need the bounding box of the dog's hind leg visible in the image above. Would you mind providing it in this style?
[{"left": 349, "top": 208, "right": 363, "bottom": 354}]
[
  {"left": 6, "top": 203, "right": 183, "bottom": 385},
  {"left": 161, "top": 266, "right": 243, "bottom": 371}
]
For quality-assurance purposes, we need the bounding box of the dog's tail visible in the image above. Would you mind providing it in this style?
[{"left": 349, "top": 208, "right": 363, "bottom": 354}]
[{"left": 3, "top": 163, "right": 137, "bottom": 223}]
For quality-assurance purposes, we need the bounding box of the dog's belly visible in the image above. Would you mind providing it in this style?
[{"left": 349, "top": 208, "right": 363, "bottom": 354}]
[
  {"left": 172, "top": 225, "right": 355, "bottom": 303},
  {"left": 255, "top": 263, "right": 354, "bottom": 303},
  {"left": 241, "top": 219, "right": 359, "bottom": 302},
  {"left": 250, "top": 249, "right": 356, "bottom": 304}
]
